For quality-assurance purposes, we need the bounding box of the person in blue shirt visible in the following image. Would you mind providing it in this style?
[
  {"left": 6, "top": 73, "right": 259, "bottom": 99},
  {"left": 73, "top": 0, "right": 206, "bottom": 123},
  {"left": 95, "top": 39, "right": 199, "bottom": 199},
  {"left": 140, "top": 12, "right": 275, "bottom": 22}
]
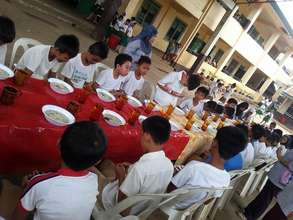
[{"left": 224, "top": 153, "right": 243, "bottom": 171}]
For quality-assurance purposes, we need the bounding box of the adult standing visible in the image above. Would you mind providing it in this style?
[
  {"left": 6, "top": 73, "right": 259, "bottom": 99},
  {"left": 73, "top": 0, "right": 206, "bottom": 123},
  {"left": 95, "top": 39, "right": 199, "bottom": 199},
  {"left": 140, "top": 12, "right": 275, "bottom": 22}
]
[{"left": 124, "top": 24, "right": 157, "bottom": 70}]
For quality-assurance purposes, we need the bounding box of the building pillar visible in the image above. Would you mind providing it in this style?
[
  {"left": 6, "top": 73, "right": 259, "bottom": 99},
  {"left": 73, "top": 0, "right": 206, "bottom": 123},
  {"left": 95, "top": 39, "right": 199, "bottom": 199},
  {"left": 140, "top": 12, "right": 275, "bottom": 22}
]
[
  {"left": 279, "top": 51, "right": 293, "bottom": 68},
  {"left": 216, "top": 5, "right": 263, "bottom": 72},
  {"left": 279, "top": 98, "right": 292, "bottom": 114},
  {"left": 263, "top": 33, "right": 280, "bottom": 53},
  {"left": 241, "top": 65, "right": 257, "bottom": 85},
  {"left": 259, "top": 78, "right": 273, "bottom": 95}
]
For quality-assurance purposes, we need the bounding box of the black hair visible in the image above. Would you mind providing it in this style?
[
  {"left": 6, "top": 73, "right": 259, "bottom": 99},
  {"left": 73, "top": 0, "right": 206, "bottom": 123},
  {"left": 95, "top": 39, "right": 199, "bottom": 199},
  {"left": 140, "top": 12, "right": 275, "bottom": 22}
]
[
  {"left": 60, "top": 121, "right": 107, "bottom": 171},
  {"left": 227, "top": 98, "right": 238, "bottom": 105},
  {"left": 216, "top": 126, "right": 247, "bottom": 160},
  {"left": 215, "top": 104, "right": 224, "bottom": 115},
  {"left": 0, "top": 16, "right": 15, "bottom": 44},
  {"left": 54, "top": 34, "right": 79, "bottom": 58},
  {"left": 125, "top": 19, "right": 131, "bottom": 23},
  {"left": 266, "top": 133, "right": 281, "bottom": 146},
  {"left": 236, "top": 102, "right": 249, "bottom": 118},
  {"left": 205, "top": 101, "right": 217, "bottom": 112},
  {"left": 251, "top": 124, "right": 265, "bottom": 140},
  {"left": 138, "top": 56, "right": 151, "bottom": 65},
  {"left": 224, "top": 106, "right": 235, "bottom": 119},
  {"left": 236, "top": 124, "right": 249, "bottom": 138},
  {"left": 114, "top": 53, "right": 132, "bottom": 68},
  {"left": 88, "top": 41, "right": 109, "bottom": 59},
  {"left": 264, "top": 128, "right": 272, "bottom": 138},
  {"left": 196, "top": 86, "right": 209, "bottom": 98},
  {"left": 231, "top": 83, "right": 237, "bottom": 88},
  {"left": 273, "top": 129, "right": 283, "bottom": 138},
  {"left": 142, "top": 116, "right": 171, "bottom": 145},
  {"left": 216, "top": 79, "right": 221, "bottom": 83},
  {"left": 187, "top": 74, "right": 201, "bottom": 90},
  {"left": 270, "top": 121, "right": 277, "bottom": 127},
  {"left": 210, "top": 77, "right": 214, "bottom": 81}
]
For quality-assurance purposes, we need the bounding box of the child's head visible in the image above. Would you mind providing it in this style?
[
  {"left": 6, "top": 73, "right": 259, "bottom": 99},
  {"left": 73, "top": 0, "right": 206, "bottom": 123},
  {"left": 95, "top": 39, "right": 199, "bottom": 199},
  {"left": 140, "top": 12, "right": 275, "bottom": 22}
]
[
  {"left": 266, "top": 133, "right": 280, "bottom": 147},
  {"left": 194, "top": 86, "right": 209, "bottom": 101},
  {"left": 136, "top": 56, "right": 151, "bottom": 76},
  {"left": 273, "top": 129, "right": 283, "bottom": 138},
  {"left": 125, "top": 19, "right": 131, "bottom": 25},
  {"left": 0, "top": 16, "right": 15, "bottom": 45},
  {"left": 251, "top": 124, "right": 265, "bottom": 141},
  {"left": 211, "top": 126, "right": 247, "bottom": 160},
  {"left": 236, "top": 124, "right": 249, "bottom": 139},
  {"left": 269, "top": 121, "right": 277, "bottom": 130},
  {"left": 60, "top": 121, "right": 107, "bottom": 171},
  {"left": 231, "top": 83, "right": 237, "bottom": 88},
  {"left": 204, "top": 101, "right": 217, "bottom": 113},
  {"left": 141, "top": 116, "right": 171, "bottom": 152},
  {"left": 237, "top": 102, "right": 249, "bottom": 112},
  {"left": 224, "top": 106, "right": 235, "bottom": 119},
  {"left": 54, "top": 35, "right": 79, "bottom": 62},
  {"left": 215, "top": 104, "right": 224, "bottom": 115},
  {"left": 180, "top": 72, "right": 201, "bottom": 90},
  {"left": 114, "top": 53, "right": 132, "bottom": 76},
  {"left": 226, "top": 98, "right": 238, "bottom": 108},
  {"left": 86, "top": 42, "right": 109, "bottom": 65}
]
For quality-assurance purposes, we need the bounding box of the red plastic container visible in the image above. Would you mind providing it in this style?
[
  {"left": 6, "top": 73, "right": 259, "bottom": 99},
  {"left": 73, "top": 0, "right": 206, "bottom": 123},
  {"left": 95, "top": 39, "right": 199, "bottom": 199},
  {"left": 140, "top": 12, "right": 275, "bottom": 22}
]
[{"left": 108, "top": 34, "right": 120, "bottom": 49}]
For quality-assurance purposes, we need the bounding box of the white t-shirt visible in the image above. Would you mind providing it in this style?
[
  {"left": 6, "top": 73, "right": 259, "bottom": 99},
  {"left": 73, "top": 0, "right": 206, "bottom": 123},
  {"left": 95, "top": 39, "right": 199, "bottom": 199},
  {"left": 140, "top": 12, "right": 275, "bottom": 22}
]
[
  {"left": 102, "top": 151, "right": 173, "bottom": 215},
  {"left": 16, "top": 45, "right": 60, "bottom": 79},
  {"left": 172, "top": 160, "right": 230, "bottom": 209},
  {"left": 179, "top": 98, "right": 193, "bottom": 112},
  {"left": 252, "top": 140, "right": 277, "bottom": 160},
  {"left": 0, "top": 44, "right": 7, "bottom": 64},
  {"left": 96, "top": 68, "right": 126, "bottom": 91},
  {"left": 154, "top": 71, "right": 185, "bottom": 106},
  {"left": 20, "top": 168, "right": 98, "bottom": 220},
  {"left": 62, "top": 53, "right": 98, "bottom": 88},
  {"left": 193, "top": 101, "right": 205, "bottom": 118},
  {"left": 240, "top": 143, "right": 255, "bottom": 168},
  {"left": 121, "top": 71, "right": 144, "bottom": 96}
]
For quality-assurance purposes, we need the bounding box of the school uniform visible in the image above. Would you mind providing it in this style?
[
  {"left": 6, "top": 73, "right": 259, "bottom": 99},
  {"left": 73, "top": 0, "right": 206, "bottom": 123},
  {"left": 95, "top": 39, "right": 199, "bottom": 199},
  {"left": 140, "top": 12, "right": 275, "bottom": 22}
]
[
  {"left": 171, "top": 160, "right": 230, "bottom": 209},
  {"left": 62, "top": 53, "right": 98, "bottom": 88},
  {"left": 16, "top": 45, "right": 61, "bottom": 79},
  {"left": 96, "top": 68, "right": 126, "bottom": 91},
  {"left": 102, "top": 151, "right": 173, "bottom": 215},
  {"left": 0, "top": 44, "right": 7, "bottom": 64},
  {"left": 20, "top": 168, "right": 99, "bottom": 220},
  {"left": 121, "top": 71, "right": 144, "bottom": 96}
]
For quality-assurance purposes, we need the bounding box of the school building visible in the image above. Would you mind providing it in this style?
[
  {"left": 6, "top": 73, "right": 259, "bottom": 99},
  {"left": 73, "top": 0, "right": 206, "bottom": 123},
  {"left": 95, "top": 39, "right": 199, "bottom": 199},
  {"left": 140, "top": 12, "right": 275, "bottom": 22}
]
[{"left": 120, "top": 0, "right": 293, "bottom": 108}]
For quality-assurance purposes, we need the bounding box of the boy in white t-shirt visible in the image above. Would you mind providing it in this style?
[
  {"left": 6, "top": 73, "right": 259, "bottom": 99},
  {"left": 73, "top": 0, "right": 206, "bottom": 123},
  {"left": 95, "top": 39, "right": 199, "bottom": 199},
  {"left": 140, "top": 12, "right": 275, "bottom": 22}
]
[
  {"left": 99, "top": 116, "right": 173, "bottom": 215},
  {"left": 95, "top": 53, "right": 132, "bottom": 92},
  {"left": 16, "top": 35, "right": 79, "bottom": 80},
  {"left": 0, "top": 16, "right": 15, "bottom": 64},
  {"left": 154, "top": 71, "right": 201, "bottom": 106},
  {"left": 12, "top": 121, "right": 107, "bottom": 220},
  {"left": 168, "top": 126, "right": 247, "bottom": 209},
  {"left": 121, "top": 56, "right": 151, "bottom": 97},
  {"left": 178, "top": 86, "right": 209, "bottom": 112},
  {"left": 62, "top": 42, "right": 109, "bottom": 89}
]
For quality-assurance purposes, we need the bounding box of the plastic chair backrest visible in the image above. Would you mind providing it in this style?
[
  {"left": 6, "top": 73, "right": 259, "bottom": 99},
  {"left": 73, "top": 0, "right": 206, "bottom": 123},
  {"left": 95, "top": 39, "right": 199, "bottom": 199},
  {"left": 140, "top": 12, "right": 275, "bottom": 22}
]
[{"left": 9, "top": 38, "right": 41, "bottom": 68}]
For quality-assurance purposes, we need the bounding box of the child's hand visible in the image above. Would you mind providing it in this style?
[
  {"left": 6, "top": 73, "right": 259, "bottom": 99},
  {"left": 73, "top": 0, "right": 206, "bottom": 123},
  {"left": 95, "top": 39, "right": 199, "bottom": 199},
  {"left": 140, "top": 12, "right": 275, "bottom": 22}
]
[
  {"left": 22, "top": 170, "right": 42, "bottom": 187},
  {"left": 115, "top": 164, "right": 127, "bottom": 183}
]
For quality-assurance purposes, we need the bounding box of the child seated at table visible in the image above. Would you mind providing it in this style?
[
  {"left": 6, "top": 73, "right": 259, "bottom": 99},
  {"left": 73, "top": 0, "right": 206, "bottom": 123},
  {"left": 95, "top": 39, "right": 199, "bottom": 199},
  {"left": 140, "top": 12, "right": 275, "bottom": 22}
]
[
  {"left": 61, "top": 42, "right": 109, "bottom": 89},
  {"left": 0, "top": 16, "right": 15, "bottom": 65},
  {"left": 194, "top": 100, "right": 217, "bottom": 118},
  {"left": 223, "top": 106, "right": 235, "bottom": 120},
  {"left": 168, "top": 126, "right": 247, "bottom": 209},
  {"left": 154, "top": 70, "right": 201, "bottom": 106},
  {"left": 15, "top": 34, "right": 79, "bottom": 80},
  {"left": 95, "top": 53, "right": 132, "bottom": 93},
  {"left": 99, "top": 116, "right": 173, "bottom": 215},
  {"left": 11, "top": 121, "right": 107, "bottom": 220},
  {"left": 121, "top": 56, "right": 151, "bottom": 97},
  {"left": 178, "top": 86, "right": 209, "bottom": 112}
]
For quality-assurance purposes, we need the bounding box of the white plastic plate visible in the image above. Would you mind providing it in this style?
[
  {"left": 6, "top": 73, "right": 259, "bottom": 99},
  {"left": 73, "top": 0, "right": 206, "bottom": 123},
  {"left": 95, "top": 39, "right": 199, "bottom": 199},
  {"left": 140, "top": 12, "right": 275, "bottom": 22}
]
[
  {"left": 42, "top": 105, "right": 75, "bottom": 126},
  {"left": 127, "top": 95, "right": 142, "bottom": 107},
  {"left": 102, "top": 109, "right": 126, "bottom": 126},
  {"left": 96, "top": 88, "right": 116, "bottom": 102},
  {"left": 169, "top": 120, "right": 182, "bottom": 131},
  {"left": 48, "top": 78, "right": 74, "bottom": 95},
  {"left": 0, "top": 64, "right": 14, "bottom": 80}
]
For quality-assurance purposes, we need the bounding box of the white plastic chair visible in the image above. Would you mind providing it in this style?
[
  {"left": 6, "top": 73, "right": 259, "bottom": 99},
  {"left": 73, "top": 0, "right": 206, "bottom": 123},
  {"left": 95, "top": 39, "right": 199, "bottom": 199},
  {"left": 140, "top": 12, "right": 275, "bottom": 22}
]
[
  {"left": 92, "top": 189, "right": 189, "bottom": 220},
  {"left": 160, "top": 187, "right": 231, "bottom": 220},
  {"left": 138, "top": 80, "right": 155, "bottom": 102},
  {"left": 9, "top": 37, "right": 41, "bottom": 68},
  {"left": 206, "top": 170, "right": 249, "bottom": 220}
]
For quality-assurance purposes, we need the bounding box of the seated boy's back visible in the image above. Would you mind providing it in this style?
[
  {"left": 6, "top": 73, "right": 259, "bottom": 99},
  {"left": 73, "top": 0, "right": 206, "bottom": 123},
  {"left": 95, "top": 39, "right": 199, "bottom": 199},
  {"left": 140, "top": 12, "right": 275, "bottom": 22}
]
[{"left": 12, "top": 121, "right": 107, "bottom": 220}]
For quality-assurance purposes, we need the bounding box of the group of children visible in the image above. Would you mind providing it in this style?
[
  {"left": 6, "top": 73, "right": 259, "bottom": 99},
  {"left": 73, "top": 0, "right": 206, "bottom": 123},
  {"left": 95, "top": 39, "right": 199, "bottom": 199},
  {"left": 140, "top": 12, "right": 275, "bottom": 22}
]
[{"left": 10, "top": 116, "right": 248, "bottom": 219}]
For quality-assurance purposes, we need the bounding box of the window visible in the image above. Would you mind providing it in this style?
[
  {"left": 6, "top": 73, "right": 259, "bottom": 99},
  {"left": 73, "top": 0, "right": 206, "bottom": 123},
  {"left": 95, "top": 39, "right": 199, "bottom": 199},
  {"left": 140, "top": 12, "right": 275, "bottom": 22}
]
[
  {"left": 136, "top": 0, "right": 161, "bottom": 25},
  {"left": 248, "top": 26, "right": 264, "bottom": 48},
  {"left": 225, "top": 59, "right": 239, "bottom": 75},
  {"left": 165, "top": 18, "right": 187, "bottom": 42},
  {"left": 233, "top": 65, "right": 246, "bottom": 81},
  {"left": 187, "top": 35, "right": 206, "bottom": 55},
  {"left": 213, "top": 49, "right": 224, "bottom": 63}
]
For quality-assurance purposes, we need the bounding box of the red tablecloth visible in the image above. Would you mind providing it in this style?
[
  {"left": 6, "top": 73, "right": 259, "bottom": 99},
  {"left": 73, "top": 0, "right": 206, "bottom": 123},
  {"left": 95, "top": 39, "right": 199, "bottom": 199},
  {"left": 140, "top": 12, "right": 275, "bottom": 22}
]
[{"left": 0, "top": 78, "right": 190, "bottom": 174}]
